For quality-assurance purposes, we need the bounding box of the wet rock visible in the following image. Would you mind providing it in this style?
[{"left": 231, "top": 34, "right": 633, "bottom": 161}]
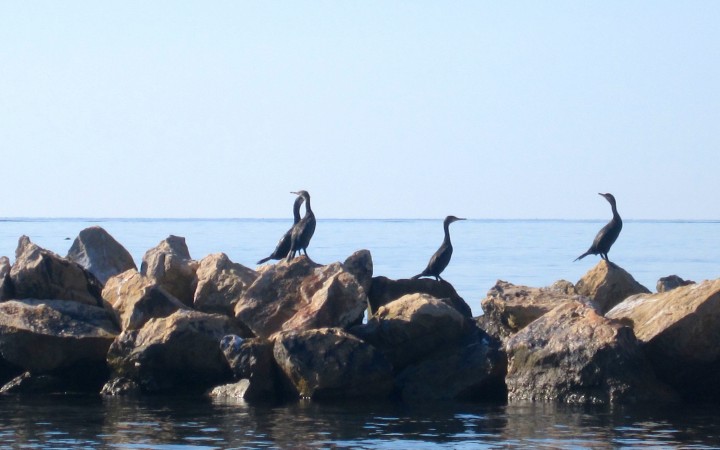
[
  {"left": 273, "top": 328, "right": 394, "bottom": 400},
  {"left": 0, "top": 256, "right": 11, "bottom": 301},
  {"left": 140, "top": 235, "right": 199, "bottom": 307},
  {"left": 606, "top": 279, "right": 720, "bottom": 400},
  {"left": 395, "top": 325, "right": 507, "bottom": 402},
  {"left": 106, "top": 310, "right": 242, "bottom": 394},
  {"left": 367, "top": 276, "right": 472, "bottom": 318},
  {"left": 575, "top": 260, "right": 650, "bottom": 314},
  {"left": 656, "top": 275, "right": 695, "bottom": 293},
  {"left": 0, "top": 299, "right": 119, "bottom": 374},
  {"left": 479, "top": 280, "right": 582, "bottom": 342},
  {"left": 102, "top": 269, "right": 187, "bottom": 331},
  {"left": 66, "top": 226, "right": 137, "bottom": 284},
  {"left": 10, "top": 236, "right": 104, "bottom": 307},
  {"left": 221, "top": 335, "right": 281, "bottom": 401},
  {"left": 0, "top": 372, "right": 67, "bottom": 394},
  {"left": 350, "top": 293, "right": 468, "bottom": 371},
  {"left": 209, "top": 379, "right": 252, "bottom": 399},
  {"left": 235, "top": 257, "right": 368, "bottom": 339},
  {"left": 505, "top": 300, "right": 677, "bottom": 404},
  {"left": 194, "top": 253, "right": 258, "bottom": 316},
  {"left": 342, "top": 250, "right": 373, "bottom": 294},
  {"left": 100, "top": 377, "right": 141, "bottom": 396}
]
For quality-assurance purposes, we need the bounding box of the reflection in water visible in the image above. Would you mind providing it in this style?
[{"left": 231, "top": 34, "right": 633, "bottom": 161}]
[{"left": 1, "top": 395, "right": 720, "bottom": 448}]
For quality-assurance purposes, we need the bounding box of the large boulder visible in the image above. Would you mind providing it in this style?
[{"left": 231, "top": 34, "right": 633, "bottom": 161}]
[
  {"left": 350, "top": 293, "right": 468, "bottom": 371},
  {"left": 235, "top": 257, "right": 368, "bottom": 339},
  {"left": 606, "top": 279, "right": 720, "bottom": 400},
  {"left": 273, "top": 328, "right": 394, "bottom": 400},
  {"left": 505, "top": 300, "right": 676, "bottom": 404},
  {"left": 342, "top": 250, "right": 373, "bottom": 294},
  {"left": 368, "top": 276, "right": 472, "bottom": 318},
  {"left": 106, "top": 310, "right": 242, "bottom": 393},
  {"left": 395, "top": 325, "right": 507, "bottom": 402},
  {"left": 194, "top": 253, "right": 258, "bottom": 316},
  {"left": 10, "top": 236, "right": 104, "bottom": 307},
  {"left": 575, "top": 260, "right": 650, "bottom": 314},
  {"left": 0, "top": 299, "right": 119, "bottom": 377},
  {"left": 478, "top": 280, "right": 582, "bottom": 343},
  {"left": 102, "top": 269, "right": 187, "bottom": 331},
  {"left": 140, "top": 235, "right": 198, "bottom": 307},
  {"left": 220, "top": 335, "right": 282, "bottom": 401},
  {"left": 66, "top": 226, "right": 137, "bottom": 284}
]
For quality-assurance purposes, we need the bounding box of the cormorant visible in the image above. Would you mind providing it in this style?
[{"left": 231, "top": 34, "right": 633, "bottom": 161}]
[
  {"left": 412, "top": 215, "right": 465, "bottom": 281},
  {"left": 257, "top": 195, "right": 305, "bottom": 264},
  {"left": 575, "top": 193, "right": 622, "bottom": 262},
  {"left": 286, "top": 190, "right": 316, "bottom": 260}
]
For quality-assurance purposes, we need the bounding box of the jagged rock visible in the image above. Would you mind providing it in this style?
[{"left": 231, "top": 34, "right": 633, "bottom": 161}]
[
  {"left": 368, "top": 276, "right": 472, "bottom": 318},
  {"left": 235, "top": 257, "right": 368, "bottom": 339},
  {"left": 656, "top": 275, "right": 695, "bottom": 293},
  {"left": 209, "top": 379, "right": 252, "bottom": 399},
  {"left": 478, "top": 280, "right": 584, "bottom": 343},
  {"left": 342, "top": 250, "right": 373, "bottom": 294},
  {"left": 102, "top": 269, "right": 187, "bottom": 331},
  {"left": 0, "top": 256, "right": 11, "bottom": 301},
  {"left": 606, "top": 279, "right": 720, "bottom": 400},
  {"left": 575, "top": 260, "right": 650, "bottom": 314},
  {"left": 66, "top": 226, "right": 137, "bottom": 285},
  {"left": 220, "top": 335, "right": 281, "bottom": 401},
  {"left": 194, "top": 253, "right": 258, "bottom": 316},
  {"left": 106, "top": 310, "right": 242, "bottom": 393},
  {"left": 350, "top": 293, "right": 468, "bottom": 371},
  {"left": 505, "top": 300, "right": 677, "bottom": 404},
  {"left": 100, "top": 377, "right": 141, "bottom": 396},
  {"left": 0, "top": 299, "right": 119, "bottom": 374},
  {"left": 140, "top": 235, "right": 198, "bottom": 307},
  {"left": 10, "top": 236, "right": 104, "bottom": 307},
  {"left": 273, "top": 328, "right": 394, "bottom": 400},
  {"left": 395, "top": 325, "right": 507, "bottom": 402}
]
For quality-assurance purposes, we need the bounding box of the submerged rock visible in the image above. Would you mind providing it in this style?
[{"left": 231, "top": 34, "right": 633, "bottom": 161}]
[
  {"left": 505, "top": 300, "right": 676, "bottom": 404},
  {"left": 66, "top": 226, "right": 137, "bottom": 285},
  {"left": 220, "top": 335, "right": 281, "bottom": 401},
  {"left": 10, "top": 236, "right": 104, "bottom": 307},
  {"left": 368, "top": 276, "right": 472, "bottom": 318},
  {"left": 575, "top": 260, "right": 650, "bottom": 314},
  {"left": 140, "top": 235, "right": 199, "bottom": 307},
  {"left": 194, "top": 253, "right": 258, "bottom": 317},
  {"left": 606, "top": 279, "right": 720, "bottom": 400}
]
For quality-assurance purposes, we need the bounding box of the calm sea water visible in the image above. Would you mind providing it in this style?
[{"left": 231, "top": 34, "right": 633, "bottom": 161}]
[{"left": 1, "top": 218, "right": 719, "bottom": 449}]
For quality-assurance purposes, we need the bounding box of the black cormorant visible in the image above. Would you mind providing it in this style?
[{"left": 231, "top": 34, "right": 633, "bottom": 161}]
[
  {"left": 575, "top": 193, "right": 622, "bottom": 262},
  {"left": 257, "top": 195, "right": 305, "bottom": 264},
  {"left": 286, "top": 190, "right": 316, "bottom": 260},
  {"left": 412, "top": 215, "right": 465, "bottom": 281}
]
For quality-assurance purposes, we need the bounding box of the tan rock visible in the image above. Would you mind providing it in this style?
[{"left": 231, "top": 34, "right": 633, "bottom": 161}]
[
  {"left": 66, "top": 226, "right": 137, "bottom": 284},
  {"left": 194, "top": 253, "right": 258, "bottom": 316},
  {"left": 575, "top": 260, "right": 650, "bottom": 314},
  {"left": 368, "top": 276, "right": 472, "bottom": 318},
  {"left": 140, "top": 235, "right": 198, "bottom": 307}
]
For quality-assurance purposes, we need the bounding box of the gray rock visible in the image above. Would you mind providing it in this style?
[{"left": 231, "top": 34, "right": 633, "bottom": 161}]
[
  {"left": 656, "top": 275, "right": 695, "bottom": 293},
  {"left": 220, "top": 335, "right": 281, "bottom": 401},
  {"left": 342, "top": 250, "right": 373, "bottom": 294},
  {"left": 66, "top": 226, "right": 137, "bottom": 284}
]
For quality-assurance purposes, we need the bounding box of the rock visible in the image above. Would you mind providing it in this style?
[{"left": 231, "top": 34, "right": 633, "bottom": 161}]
[
  {"left": 342, "top": 250, "right": 373, "bottom": 294},
  {"left": 102, "top": 269, "right": 187, "bottom": 331},
  {"left": 10, "top": 236, "right": 105, "bottom": 307},
  {"left": 235, "top": 257, "right": 368, "bottom": 339},
  {"left": 209, "top": 379, "right": 252, "bottom": 399},
  {"left": 220, "top": 335, "right": 281, "bottom": 401},
  {"left": 368, "top": 276, "right": 472, "bottom": 318},
  {"left": 575, "top": 260, "right": 650, "bottom": 314},
  {"left": 273, "top": 328, "right": 394, "bottom": 400},
  {"left": 656, "top": 275, "right": 695, "bottom": 293},
  {"left": 0, "top": 299, "right": 119, "bottom": 375},
  {"left": 100, "top": 377, "right": 141, "bottom": 396},
  {"left": 395, "top": 325, "right": 507, "bottom": 402},
  {"left": 140, "top": 235, "right": 198, "bottom": 307},
  {"left": 505, "top": 300, "right": 676, "bottom": 404},
  {"left": 478, "top": 280, "right": 583, "bottom": 343},
  {"left": 0, "top": 372, "right": 67, "bottom": 394},
  {"left": 606, "top": 279, "right": 720, "bottom": 400},
  {"left": 350, "top": 293, "right": 468, "bottom": 371},
  {"left": 106, "top": 310, "right": 242, "bottom": 394},
  {"left": 194, "top": 253, "right": 258, "bottom": 316},
  {"left": 0, "top": 256, "right": 11, "bottom": 301},
  {"left": 66, "top": 226, "right": 137, "bottom": 285}
]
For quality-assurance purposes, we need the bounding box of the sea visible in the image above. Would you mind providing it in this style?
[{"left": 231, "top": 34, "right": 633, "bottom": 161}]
[{"left": 0, "top": 217, "right": 719, "bottom": 449}]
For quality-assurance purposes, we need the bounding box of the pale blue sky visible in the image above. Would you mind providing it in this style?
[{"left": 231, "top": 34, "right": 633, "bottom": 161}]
[{"left": 1, "top": 2, "right": 718, "bottom": 219}]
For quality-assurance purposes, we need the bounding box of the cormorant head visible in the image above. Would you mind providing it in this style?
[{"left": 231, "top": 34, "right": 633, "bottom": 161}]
[
  {"left": 444, "top": 215, "right": 466, "bottom": 225},
  {"left": 598, "top": 193, "right": 616, "bottom": 206},
  {"left": 291, "top": 190, "right": 311, "bottom": 201}
]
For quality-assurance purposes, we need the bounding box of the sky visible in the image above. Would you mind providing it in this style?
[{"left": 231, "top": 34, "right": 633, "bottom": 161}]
[{"left": 1, "top": 1, "right": 718, "bottom": 220}]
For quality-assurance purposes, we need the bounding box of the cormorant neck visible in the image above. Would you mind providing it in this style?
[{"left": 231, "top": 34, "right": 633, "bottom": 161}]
[
  {"left": 293, "top": 202, "right": 303, "bottom": 223},
  {"left": 610, "top": 202, "right": 620, "bottom": 220},
  {"left": 304, "top": 195, "right": 313, "bottom": 214},
  {"left": 443, "top": 221, "right": 452, "bottom": 244}
]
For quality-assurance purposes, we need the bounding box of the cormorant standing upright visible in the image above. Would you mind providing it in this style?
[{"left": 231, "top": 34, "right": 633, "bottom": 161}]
[
  {"left": 575, "top": 193, "right": 622, "bottom": 262},
  {"left": 257, "top": 195, "right": 305, "bottom": 264},
  {"left": 412, "top": 215, "right": 465, "bottom": 281},
  {"left": 286, "top": 190, "right": 316, "bottom": 260}
]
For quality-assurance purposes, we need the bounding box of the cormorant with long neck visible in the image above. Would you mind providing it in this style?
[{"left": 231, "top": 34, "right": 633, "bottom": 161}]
[
  {"left": 286, "top": 190, "right": 316, "bottom": 260},
  {"left": 257, "top": 195, "right": 305, "bottom": 264},
  {"left": 412, "top": 215, "right": 465, "bottom": 281},
  {"left": 575, "top": 193, "right": 622, "bottom": 262}
]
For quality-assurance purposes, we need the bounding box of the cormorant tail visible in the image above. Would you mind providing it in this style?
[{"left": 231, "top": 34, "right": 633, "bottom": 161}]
[
  {"left": 411, "top": 274, "right": 422, "bottom": 280},
  {"left": 574, "top": 251, "right": 591, "bottom": 262},
  {"left": 257, "top": 256, "right": 272, "bottom": 265}
]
